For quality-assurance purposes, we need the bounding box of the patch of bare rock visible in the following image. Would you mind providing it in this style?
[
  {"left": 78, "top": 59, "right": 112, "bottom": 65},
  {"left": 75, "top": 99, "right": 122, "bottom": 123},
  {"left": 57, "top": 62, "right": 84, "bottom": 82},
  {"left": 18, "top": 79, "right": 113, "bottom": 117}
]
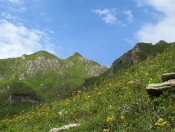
[{"left": 146, "top": 73, "right": 175, "bottom": 96}]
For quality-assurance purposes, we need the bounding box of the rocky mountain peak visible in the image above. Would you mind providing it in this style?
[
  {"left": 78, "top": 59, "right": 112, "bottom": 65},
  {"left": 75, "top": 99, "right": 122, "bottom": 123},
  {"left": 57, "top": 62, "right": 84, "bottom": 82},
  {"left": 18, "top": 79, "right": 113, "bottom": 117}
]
[
  {"left": 30, "top": 50, "right": 59, "bottom": 60},
  {"left": 0, "top": 50, "right": 107, "bottom": 104},
  {"left": 156, "top": 40, "right": 167, "bottom": 45},
  {"left": 66, "top": 52, "right": 85, "bottom": 61},
  {"left": 108, "top": 41, "right": 172, "bottom": 75},
  {"left": 71, "top": 52, "right": 83, "bottom": 58},
  {"left": 134, "top": 42, "right": 152, "bottom": 48}
]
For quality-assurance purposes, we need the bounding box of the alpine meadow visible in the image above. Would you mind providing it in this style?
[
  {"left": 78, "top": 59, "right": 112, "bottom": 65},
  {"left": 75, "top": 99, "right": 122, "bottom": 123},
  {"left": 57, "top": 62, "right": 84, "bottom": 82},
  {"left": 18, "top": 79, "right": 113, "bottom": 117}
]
[{"left": 1, "top": 0, "right": 175, "bottom": 132}]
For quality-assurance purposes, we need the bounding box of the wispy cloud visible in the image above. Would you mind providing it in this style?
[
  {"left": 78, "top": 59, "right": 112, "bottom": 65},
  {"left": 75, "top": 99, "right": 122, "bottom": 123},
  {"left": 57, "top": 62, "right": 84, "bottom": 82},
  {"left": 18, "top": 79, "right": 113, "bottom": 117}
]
[
  {"left": 8, "top": 0, "right": 21, "bottom": 4},
  {"left": 40, "top": 12, "right": 53, "bottom": 23},
  {"left": 136, "top": 0, "right": 175, "bottom": 43},
  {"left": 0, "top": 19, "right": 54, "bottom": 59},
  {"left": 19, "top": 6, "right": 27, "bottom": 12},
  {"left": 0, "top": 0, "right": 56, "bottom": 58},
  {"left": 93, "top": 9, "right": 118, "bottom": 25},
  {"left": 93, "top": 8, "right": 134, "bottom": 26},
  {"left": 0, "top": 12, "right": 19, "bottom": 21},
  {"left": 123, "top": 10, "right": 133, "bottom": 23},
  {"left": 4, "top": 0, "right": 27, "bottom": 13}
]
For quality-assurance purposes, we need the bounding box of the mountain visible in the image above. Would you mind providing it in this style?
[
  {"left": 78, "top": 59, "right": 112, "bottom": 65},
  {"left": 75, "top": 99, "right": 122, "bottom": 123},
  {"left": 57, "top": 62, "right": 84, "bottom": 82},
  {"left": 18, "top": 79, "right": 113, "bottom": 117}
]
[
  {"left": 1, "top": 42, "right": 175, "bottom": 131},
  {"left": 0, "top": 51, "right": 107, "bottom": 100},
  {"left": 1, "top": 41, "right": 175, "bottom": 131},
  {"left": 0, "top": 51, "right": 107, "bottom": 118},
  {"left": 84, "top": 41, "right": 173, "bottom": 88},
  {"left": 108, "top": 40, "right": 171, "bottom": 75}
]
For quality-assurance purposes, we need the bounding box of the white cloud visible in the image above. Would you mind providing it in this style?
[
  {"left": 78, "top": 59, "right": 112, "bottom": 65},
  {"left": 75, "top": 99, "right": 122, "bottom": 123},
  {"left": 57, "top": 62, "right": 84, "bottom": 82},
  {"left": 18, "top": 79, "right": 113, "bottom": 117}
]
[
  {"left": 5, "top": 0, "right": 27, "bottom": 13},
  {"left": 8, "top": 0, "right": 21, "bottom": 4},
  {"left": 0, "top": 12, "right": 19, "bottom": 20},
  {"left": 123, "top": 10, "right": 133, "bottom": 23},
  {"left": 93, "top": 8, "right": 134, "bottom": 26},
  {"left": 0, "top": 19, "right": 54, "bottom": 59},
  {"left": 19, "top": 7, "right": 27, "bottom": 12},
  {"left": 144, "top": 0, "right": 175, "bottom": 15},
  {"left": 136, "top": 0, "right": 175, "bottom": 43},
  {"left": 93, "top": 9, "right": 118, "bottom": 25}
]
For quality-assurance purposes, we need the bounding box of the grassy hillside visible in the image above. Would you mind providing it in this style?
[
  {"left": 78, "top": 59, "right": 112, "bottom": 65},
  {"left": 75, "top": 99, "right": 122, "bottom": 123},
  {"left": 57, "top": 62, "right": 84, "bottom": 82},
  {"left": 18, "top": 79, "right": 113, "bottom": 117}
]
[
  {"left": 1, "top": 44, "right": 175, "bottom": 131},
  {"left": 0, "top": 51, "right": 107, "bottom": 120},
  {"left": 0, "top": 51, "right": 107, "bottom": 100},
  {"left": 109, "top": 40, "right": 171, "bottom": 74},
  {"left": 84, "top": 41, "right": 172, "bottom": 88}
]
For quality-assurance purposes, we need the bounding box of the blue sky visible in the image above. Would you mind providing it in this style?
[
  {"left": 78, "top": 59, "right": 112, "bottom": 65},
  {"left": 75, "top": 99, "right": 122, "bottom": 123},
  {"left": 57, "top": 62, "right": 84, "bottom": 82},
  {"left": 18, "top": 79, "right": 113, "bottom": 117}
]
[{"left": 0, "top": 0, "right": 175, "bottom": 66}]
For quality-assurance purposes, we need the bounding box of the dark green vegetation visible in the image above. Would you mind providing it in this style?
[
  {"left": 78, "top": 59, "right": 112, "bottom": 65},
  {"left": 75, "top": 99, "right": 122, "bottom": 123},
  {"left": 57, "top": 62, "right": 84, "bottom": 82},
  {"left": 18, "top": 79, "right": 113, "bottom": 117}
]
[
  {"left": 0, "top": 103, "right": 35, "bottom": 120},
  {"left": 1, "top": 41, "right": 175, "bottom": 131}
]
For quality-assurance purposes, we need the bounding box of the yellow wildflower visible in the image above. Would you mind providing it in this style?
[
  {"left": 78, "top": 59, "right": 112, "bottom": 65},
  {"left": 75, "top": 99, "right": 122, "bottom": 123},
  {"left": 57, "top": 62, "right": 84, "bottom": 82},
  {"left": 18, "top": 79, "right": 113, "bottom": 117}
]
[
  {"left": 114, "top": 84, "right": 118, "bottom": 87},
  {"left": 65, "top": 99, "right": 71, "bottom": 104},
  {"left": 122, "top": 87, "right": 128, "bottom": 90},
  {"left": 97, "top": 92, "right": 102, "bottom": 95},
  {"left": 108, "top": 105, "right": 114, "bottom": 110},
  {"left": 103, "top": 128, "right": 110, "bottom": 132},
  {"left": 140, "top": 67, "right": 144, "bottom": 70},
  {"left": 128, "top": 81, "right": 134, "bottom": 84},
  {"left": 155, "top": 118, "right": 167, "bottom": 126},
  {"left": 95, "top": 87, "right": 98, "bottom": 90},
  {"left": 106, "top": 116, "right": 113, "bottom": 122},
  {"left": 119, "top": 115, "right": 125, "bottom": 121},
  {"left": 86, "top": 95, "right": 91, "bottom": 100},
  {"left": 35, "top": 124, "right": 39, "bottom": 129}
]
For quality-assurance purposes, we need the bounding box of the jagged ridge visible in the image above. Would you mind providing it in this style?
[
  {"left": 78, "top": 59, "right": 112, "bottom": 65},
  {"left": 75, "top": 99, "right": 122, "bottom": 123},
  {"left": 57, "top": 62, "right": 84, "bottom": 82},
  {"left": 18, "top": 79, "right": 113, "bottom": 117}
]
[
  {"left": 108, "top": 40, "right": 171, "bottom": 74},
  {"left": 0, "top": 51, "right": 107, "bottom": 119}
]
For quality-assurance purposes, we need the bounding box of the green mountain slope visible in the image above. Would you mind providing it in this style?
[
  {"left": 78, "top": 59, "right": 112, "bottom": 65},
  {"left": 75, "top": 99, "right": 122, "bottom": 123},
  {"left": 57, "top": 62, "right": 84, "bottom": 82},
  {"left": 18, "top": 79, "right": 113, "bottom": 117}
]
[
  {"left": 84, "top": 41, "right": 172, "bottom": 87},
  {"left": 0, "top": 51, "right": 107, "bottom": 100},
  {"left": 0, "top": 51, "right": 107, "bottom": 118},
  {"left": 1, "top": 43, "right": 175, "bottom": 131},
  {"left": 109, "top": 40, "right": 170, "bottom": 74}
]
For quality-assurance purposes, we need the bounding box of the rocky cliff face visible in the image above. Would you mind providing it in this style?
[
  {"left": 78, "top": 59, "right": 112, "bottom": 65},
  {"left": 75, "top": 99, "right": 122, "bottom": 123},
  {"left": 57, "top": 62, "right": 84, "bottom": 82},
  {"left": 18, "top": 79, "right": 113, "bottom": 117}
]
[
  {"left": 0, "top": 51, "right": 107, "bottom": 81},
  {"left": 26, "top": 57, "right": 61, "bottom": 76},
  {"left": 64, "top": 52, "right": 107, "bottom": 78},
  {"left": 109, "top": 40, "right": 171, "bottom": 75},
  {"left": 84, "top": 40, "right": 173, "bottom": 91}
]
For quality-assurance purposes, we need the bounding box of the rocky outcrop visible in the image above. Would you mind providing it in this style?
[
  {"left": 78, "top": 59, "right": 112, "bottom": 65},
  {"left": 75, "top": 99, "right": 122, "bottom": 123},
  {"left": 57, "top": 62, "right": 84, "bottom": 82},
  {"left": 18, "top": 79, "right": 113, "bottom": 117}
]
[
  {"left": 108, "top": 41, "right": 171, "bottom": 75},
  {"left": 8, "top": 93, "right": 39, "bottom": 103},
  {"left": 19, "top": 73, "right": 25, "bottom": 80},
  {"left": 109, "top": 43, "right": 150, "bottom": 75},
  {"left": 26, "top": 57, "right": 61, "bottom": 76},
  {"left": 162, "top": 73, "right": 175, "bottom": 82},
  {"left": 146, "top": 73, "right": 175, "bottom": 96},
  {"left": 50, "top": 123, "right": 80, "bottom": 132},
  {"left": 24, "top": 52, "right": 106, "bottom": 78},
  {"left": 65, "top": 52, "right": 107, "bottom": 78},
  {"left": 21, "top": 54, "right": 27, "bottom": 60},
  {"left": 0, "top": 51, "right": 107, "bottom": 80},
  {"left": 0, "top": 71, "right": 3, "bottom": 80},
  {"left": 84, "top": 64, "right": 107, "bottom": 77}
]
